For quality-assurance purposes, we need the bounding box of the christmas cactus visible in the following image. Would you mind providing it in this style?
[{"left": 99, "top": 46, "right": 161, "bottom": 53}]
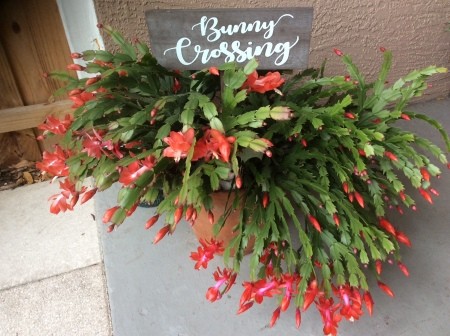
[{"left": 37, "top": 27, "right": 449, "bottom": 335}]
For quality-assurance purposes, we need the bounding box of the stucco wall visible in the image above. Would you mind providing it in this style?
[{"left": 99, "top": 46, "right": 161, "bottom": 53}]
[{"left": 93, "top": 0, "right": 450, "bottom": 100}]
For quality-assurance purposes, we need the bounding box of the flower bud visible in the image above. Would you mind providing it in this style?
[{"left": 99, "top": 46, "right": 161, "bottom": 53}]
[
  {"left": 70, "top": 52, "right": 83, "bottom": 59},
  {"left": 67, "top": 63, "right": 85, "bottom": 71},
  {"left": 270, "top": 106, "right": 292, "bottom": 120},
  {"left": 235, "top": 176, "right": 242, "bottom": 189},
  {"left": 333, "top": 48, "right": 344, "bottom": 56}
]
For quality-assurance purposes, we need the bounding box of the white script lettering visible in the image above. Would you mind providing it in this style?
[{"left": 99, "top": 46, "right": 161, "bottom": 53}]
[
  {"left": 163, "top": 37, "right": 299, "bottom": 66},
  {"left": 191, "top": 14, "right": 294, "bottom": 42},
  {"left": 162, "top": 13, "right": 300, "bottom": 67}
]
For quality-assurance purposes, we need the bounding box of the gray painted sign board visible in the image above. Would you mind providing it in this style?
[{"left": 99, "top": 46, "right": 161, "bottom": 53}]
[{"left": 145, "top": 7, "right": 313, "bottom": 70}]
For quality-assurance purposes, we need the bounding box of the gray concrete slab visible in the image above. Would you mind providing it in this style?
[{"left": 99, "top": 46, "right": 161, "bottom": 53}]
[
  {"left": 0, "top": 181, "right": 101, "bottom": 290},
  {"left": 97, "top": 98, "right": 450, "bottom": 336},
  {"left": 0, "top": 264, "right": 111, "bottom": 336}
]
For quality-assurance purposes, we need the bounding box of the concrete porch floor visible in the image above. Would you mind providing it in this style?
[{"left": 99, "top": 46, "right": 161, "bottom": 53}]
[{"left": 0, "top": 98, "right": 449, "bottom": 335}]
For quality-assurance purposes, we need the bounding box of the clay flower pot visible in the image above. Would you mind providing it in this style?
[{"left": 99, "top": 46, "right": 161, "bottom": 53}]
[{"left": 192, "top": 191, "right": 254, "bottom": 255}]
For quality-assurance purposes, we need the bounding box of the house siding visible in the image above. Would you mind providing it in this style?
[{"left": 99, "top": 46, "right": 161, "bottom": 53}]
[{"left": 93, "top": 0, "right": 450, "bottom": 100}]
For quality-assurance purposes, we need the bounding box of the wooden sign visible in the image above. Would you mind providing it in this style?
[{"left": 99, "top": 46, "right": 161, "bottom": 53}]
[{"left": 145, "top": 7, "right": 313, "bottom": 70}]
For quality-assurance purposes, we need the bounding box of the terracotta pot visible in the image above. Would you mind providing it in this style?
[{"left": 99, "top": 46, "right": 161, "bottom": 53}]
[{"left": 192, "top": 191, "right": 254, "bottom": 255}]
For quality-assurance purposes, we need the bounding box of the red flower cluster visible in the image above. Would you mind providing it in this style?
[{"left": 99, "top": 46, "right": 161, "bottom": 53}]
[
  {"left": 199, "top": 241, "right": 396, "bottom": 335},
  {"left": 82, "top": 129, "right": 124, "bottom": 159},
  {"left": 163, "top": 128, "right": 236, "bottom": 164},
  {"left": 68, "top": 88, "right": 95, "bottom": 108},
  {"left": 47, "top": 178, "right": 96, "bottom": 214},
  {"left": 192, "top": 129, "right": 235, "bottom": 163},
  {"left": 36, "top": 145, "right": 70, "bottom": 177},
  {"left": 190, "top": 238, "right": 224, "bottom": 270},
  {"left": 235, "top": 274, "right": 377, "bottom": 335},
  {"left": 38, "top": 114, "right": 73, "bottom": 136},
  {"left": 201, "top": 242, "right": 376, "bottom": 336}
]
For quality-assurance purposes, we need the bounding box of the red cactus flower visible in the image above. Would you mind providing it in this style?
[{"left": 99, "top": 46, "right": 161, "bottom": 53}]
[
  {"left": 303, "top": 279, "right": 321, "bottom": 311},
  {"left": 242, "top": 70, "right": 285, "bottom": 94},
  {"left": 163, "top": 128, "right": 195, "bottom": 162},
  {"left": 69, "top": 89, "right": 95, "bottom": 108},
  {"left": 48, "top": 193, "right": 72, "bottom": 214},
  {"left": 206, "top": 267, "right": 237, "bottom": 302},
  {"left": 82, "top": 129, "right": 123, "bottom": 159},
  {"left": 334, "top": 285, "right": 364, "bottom": 322},
  {"left": 36, "top": 145, "right": 69, "bottom": 177},
  {"left": 192, "top": 129, "right": 233, "bottom": 163},
  {"left": 39, "top": 114, "right": 73, "bottom": 136},
  {"left": 190, "top": 238, "right": 224, "bottom": 270},
  {"left": 119, "top": 156, "right": 156, "bottom": 186},
  {"left": 316, "top": 297, "right": 340, "bottom": 336},
  {"left": 206, "top": 286, "right": 221, "bottom": 302}
]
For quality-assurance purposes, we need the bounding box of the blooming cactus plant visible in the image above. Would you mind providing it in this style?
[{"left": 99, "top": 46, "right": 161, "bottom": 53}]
[{"left": 37, "top": 27, "right": 449, "bottom": 335}]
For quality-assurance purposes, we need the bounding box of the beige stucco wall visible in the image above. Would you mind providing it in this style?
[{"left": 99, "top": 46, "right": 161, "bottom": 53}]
[{"left": 94, "top": 0, "right": 450, "bottom": 100}]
